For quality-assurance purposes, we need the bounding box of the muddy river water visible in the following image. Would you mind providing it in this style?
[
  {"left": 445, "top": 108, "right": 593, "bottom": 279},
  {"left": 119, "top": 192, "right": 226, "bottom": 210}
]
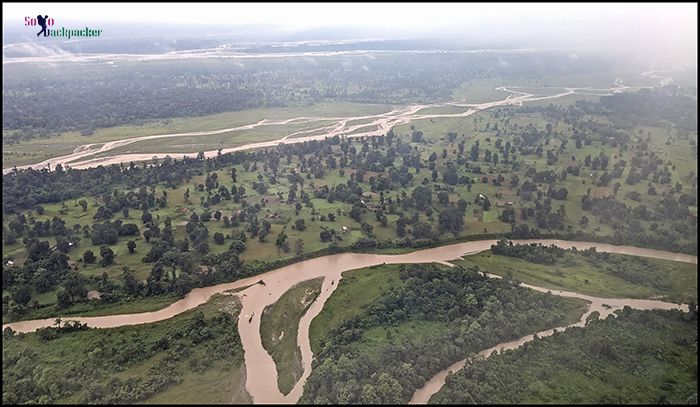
[{"left": 3, "top": 239, "right": 696, "bottom": 404}]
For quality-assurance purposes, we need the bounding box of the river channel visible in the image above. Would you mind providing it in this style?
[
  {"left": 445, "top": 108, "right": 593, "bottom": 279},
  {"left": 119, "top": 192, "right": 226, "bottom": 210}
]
[{"left": 3, "top": 239, "right": 696, "bottom": 403}]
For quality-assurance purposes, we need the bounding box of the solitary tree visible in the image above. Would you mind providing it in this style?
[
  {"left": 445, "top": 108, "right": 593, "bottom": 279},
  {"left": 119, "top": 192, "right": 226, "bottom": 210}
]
[
  {"left": 13, "top": 285, "right": 32, "bottom": 306},
  {"left": 65, "top": 272, "right": 87, "bottom": 302},
  {"left": 412, "top": 186, "right": 433, "bottom": 210},
  {"left": 439, "top": 208, "right": 465, "bottom": 234},
  {"left": 579, "top": 215, "right": 589, "bottom": 228},
  {"left": 99, "top": 246, "right": 115, "bottom": 267},
  {"left": 56, "top": 290, "right": 72, "bottom": 309},
  {"left": 83, "top": 250, "right": 96, "bottom": 264},
  {"left": 276, "top": 231, "right": 290, "bottom": 253},
  {"left": 295, "top": 238, "right": 304, "bottom": 256},
  {"left": 142, "top": 210, "right": 152, "bottom": 224}
]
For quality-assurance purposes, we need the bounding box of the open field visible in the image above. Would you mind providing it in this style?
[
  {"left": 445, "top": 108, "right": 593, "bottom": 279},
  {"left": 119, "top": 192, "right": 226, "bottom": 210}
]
[
  {"left": 2, "top": 102, "right": 392, "bottom": 169},
  {"left": 309, "top": 264, "right": 405, "bottom": 354},
  {"left": 416, "top": 106, "right": 469, "bottom": 115},
  {"left": 454, "top": 251, "right": 698, "bottom": 303},
  {"left": 86, "top": 120, "right": 339, "bottom": 159}
]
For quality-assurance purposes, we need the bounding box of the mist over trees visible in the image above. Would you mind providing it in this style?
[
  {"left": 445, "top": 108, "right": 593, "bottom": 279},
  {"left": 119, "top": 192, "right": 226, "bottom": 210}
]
[{"left": 3, "top": 50, "right": 607, "bottom": 141}]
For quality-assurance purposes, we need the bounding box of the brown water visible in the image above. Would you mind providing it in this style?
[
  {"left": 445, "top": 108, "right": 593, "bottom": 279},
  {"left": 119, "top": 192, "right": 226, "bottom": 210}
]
[{"left": 3, "top": 239, "right": 696, "bottom": 404}]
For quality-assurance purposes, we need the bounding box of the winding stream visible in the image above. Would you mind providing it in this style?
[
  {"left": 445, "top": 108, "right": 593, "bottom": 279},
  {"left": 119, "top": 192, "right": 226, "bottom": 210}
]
[
  {"left": 2, "top": 239, "right": 696, "bottom": 404},
  {"left": 2, "top": 71, "right": 684, "bottom": 403},
  {"left": 3, "top": 79, "right": 653, "bottom": 174}
]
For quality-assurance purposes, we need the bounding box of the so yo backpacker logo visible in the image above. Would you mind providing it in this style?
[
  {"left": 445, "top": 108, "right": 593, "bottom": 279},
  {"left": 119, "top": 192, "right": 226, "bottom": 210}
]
[{"left": 25, "top": 14, "right": 103, "bottom": 39}]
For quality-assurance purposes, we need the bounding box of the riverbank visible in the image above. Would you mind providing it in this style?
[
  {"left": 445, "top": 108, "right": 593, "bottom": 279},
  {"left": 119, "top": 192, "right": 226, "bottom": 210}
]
[
  {"left": 427, "top": 308, "right": 697, "bottom": 404},
  {"left": 4, "top": 239, "right": 694, "bottom": 334},
  {"left": 3, "top": 238, "right": 695, "bottom": 405}
]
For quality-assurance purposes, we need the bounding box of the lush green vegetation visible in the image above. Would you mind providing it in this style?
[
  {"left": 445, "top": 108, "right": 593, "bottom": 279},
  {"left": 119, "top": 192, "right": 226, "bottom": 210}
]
[
  {"left": 455, "top": 239, "right": 697, "bottom": 302},
  {"left": 431, "top": 308, "right": 698, "bottom": 404},
  {"left": 395, "top": 86, "right": 698, "bottom": 254},
  {"left": 309, "top": 264, "right": 406, "bottom": 355},
  {"left": 3, "top": 51, "right": 606, "bottom": 143},
  {"left": 260, "top": 278, "right": 322, "bottom": 395},
  {"left": 3, "top": 85, "right": 696, "bottom": 324},
  {"left": 2, "top": 293, "right": 250, "bottom": 404},
  {"left": 2, "top": 33, "right": 696, "bottom": 406},
  {"left": 301, "top": 263, "right": 586, "bottom": 403}
]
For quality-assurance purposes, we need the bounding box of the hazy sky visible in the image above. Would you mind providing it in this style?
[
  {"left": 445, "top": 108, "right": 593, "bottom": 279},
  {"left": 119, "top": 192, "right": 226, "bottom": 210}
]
[
  {"left": 3, "top": 2, "right": 697, "bottom": 67},
  {"left": 2, "top": 2, "right": 694, "bottom": 30}
]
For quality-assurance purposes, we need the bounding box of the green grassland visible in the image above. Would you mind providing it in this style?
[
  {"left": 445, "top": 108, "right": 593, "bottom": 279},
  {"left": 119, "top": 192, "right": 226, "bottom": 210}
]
[
  {"left": 525, "top": 93, "right": 603, "bottom": 107},
  {"left": 306, "top": 264, "right": 454, "bottom": 395},
  {"left": 451, "top": 78, "right": 517, "bottom": 103},
  {"left": 309, "top": 264, "right": 405, "bottom": 354},
  {"left": 307, "top": 264, "right": 457, "bottom": 385},
  {"left": 2, "top": 102, "right": 391, "bottom": 169},
  {"left": 416, "top": 106, "right": 469, "bottom": 115},
  {"left": 344, "top": 124, "right": 380, "bottom": 136},
  {"left": 345, "top": 117, "right": 383, "bottom": 127},
  {"left": 260, "top": 278, "right": 322, "bottom": 395},
  {"left": 448, "top": 68, "right": 651, "bottom": 104},
  {"left": 87, "top": 120, "right": 340, "bottom": 159},
  {"left": 508, "top": 86, "right": 571, "bottom": 96},
  {"left": 309, "top": 262, "right": 586, "bottom": 368},
  {"left": 454, "top": 251, "right": 697, "bottom": 303},
  {"left": 141, "top": 361, "right": 251, "bottom": 404},
  {"left": 2, "top": 293, "right": 251, "bottom": 404}
]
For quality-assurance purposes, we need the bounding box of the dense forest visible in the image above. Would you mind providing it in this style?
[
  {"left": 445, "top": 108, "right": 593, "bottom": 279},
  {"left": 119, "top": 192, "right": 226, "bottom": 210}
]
[
  {"left": 432, "top": 308, "right": 698, "bottom": 404},
  {"left": 578, "top": 87, "right": 697, "bottom": 132},
  {"left": 3, "top": 50, "right": 607, "bottom": 141},
  {"left": 300, "top": 263, "right": 584, "bottom": 403}
]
